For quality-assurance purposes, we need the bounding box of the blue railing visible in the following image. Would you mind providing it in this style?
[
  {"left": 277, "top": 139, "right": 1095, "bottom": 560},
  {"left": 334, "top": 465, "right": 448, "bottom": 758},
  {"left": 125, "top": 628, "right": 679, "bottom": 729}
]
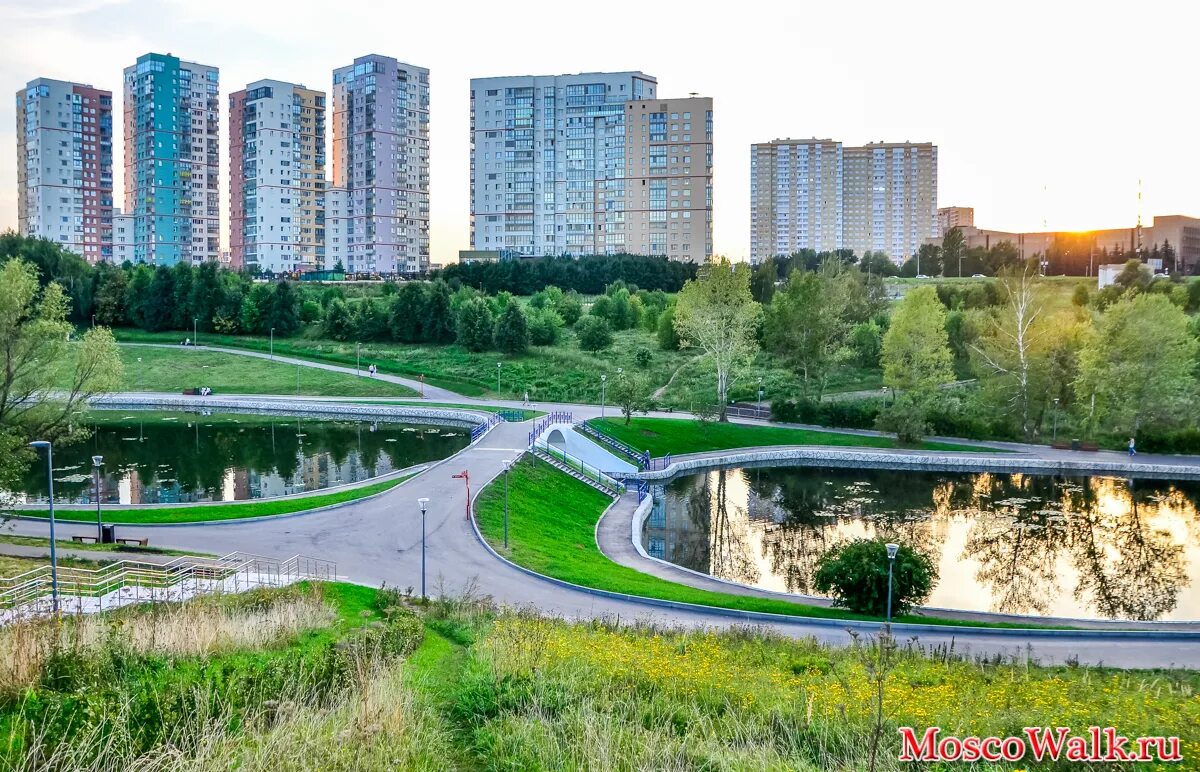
[
  {"left": 635, "top": 479, "right": 650, "bottom": 503},
  {"left": 645, "top": 454, "right": 672, "bottom": 472},
  {"left": 470, "top": 412, "right": 504, "bottom": 442},
  {"left": 575, "top": 422, "right": 646, "bottom": 467},
  {"left": 527, "top": 411, "right": 573, "bottom": 447}
]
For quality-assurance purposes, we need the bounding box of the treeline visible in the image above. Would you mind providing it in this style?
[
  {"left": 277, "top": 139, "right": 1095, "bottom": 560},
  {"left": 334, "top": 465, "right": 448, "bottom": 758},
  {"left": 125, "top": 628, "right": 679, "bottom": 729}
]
[{"left": 436, "top": 253, "right": 697, "bottom": 295}]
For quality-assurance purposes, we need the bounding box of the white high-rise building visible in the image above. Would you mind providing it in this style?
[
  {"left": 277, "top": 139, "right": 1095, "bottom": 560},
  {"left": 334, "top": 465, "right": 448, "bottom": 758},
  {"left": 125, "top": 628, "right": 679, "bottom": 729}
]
[
  {"left": 751, "top": 138, "right": 937, "bottom": 264},
  {"left": 331, "top": 54, "right": 430, "bottom": 275},
  {"left": 470, "top": 71, "right": 658, "bottom": 258},
  {"left": 112, "top": 207, "right": 134, "bottom": 263},
  {"left": 229, "top": 80, "right": 327, "bottom": 273},
  {"left": 15, "top": 78, "right": 114, "bottom": 262}
]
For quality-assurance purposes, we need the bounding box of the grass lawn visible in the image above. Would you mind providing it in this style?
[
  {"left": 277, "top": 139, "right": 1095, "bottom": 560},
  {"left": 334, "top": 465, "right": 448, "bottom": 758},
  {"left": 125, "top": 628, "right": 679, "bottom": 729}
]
[
  {"left": 587, "top": 416, "right": 991, "bottom": 456},
  {"left": 79, "top": 345, "right": 417, "bottom": 397},
  {"left": 0, "top": 534, "right": 204, "bottom": 557},
  {"left": 12, "top": 473, "right": 415, "bottom": 525},
  {"left": 343, "top": 400, "right": 544, "bottom": 420},
  {"left": 0, "top": 552, "right": 114, "bottom": 578},
  {"left": 474, "top": 457, "right": 1050, "bottom": 629}
]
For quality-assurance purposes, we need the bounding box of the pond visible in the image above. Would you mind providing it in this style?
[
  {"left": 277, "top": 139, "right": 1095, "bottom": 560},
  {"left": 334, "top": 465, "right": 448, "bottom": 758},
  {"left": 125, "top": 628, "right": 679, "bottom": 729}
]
[
  {"left": 18, "top": 410, "right": 470, "bottom": 504},
  {"left": 641, "top": 465, "right": 1200, "bottom": 622}
]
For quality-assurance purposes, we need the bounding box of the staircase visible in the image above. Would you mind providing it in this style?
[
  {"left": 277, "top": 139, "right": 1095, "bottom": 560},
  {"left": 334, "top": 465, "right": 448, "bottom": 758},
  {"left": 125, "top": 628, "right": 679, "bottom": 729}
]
[
  {"left": 532, "top": 446, "right": 624, "bottom": 498},
  {"left": 1, "top": 551, "right": 337, "bottom": 625}
]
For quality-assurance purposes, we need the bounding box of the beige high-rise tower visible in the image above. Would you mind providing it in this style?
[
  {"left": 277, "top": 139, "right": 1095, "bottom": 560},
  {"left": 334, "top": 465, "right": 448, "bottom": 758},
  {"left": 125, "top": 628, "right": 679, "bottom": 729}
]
[
  {"left": 621, "top": 96, "right": 714, "bottom": 262},
  {"left": 751, "top": 138, "right": 937, "bottom": 264}
]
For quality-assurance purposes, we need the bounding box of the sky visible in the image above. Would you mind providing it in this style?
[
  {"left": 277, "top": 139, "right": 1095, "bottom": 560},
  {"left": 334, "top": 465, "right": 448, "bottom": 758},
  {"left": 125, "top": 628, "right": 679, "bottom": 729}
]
[{"left": 1, "top": 0, "right": 1197, "bottom": 263}]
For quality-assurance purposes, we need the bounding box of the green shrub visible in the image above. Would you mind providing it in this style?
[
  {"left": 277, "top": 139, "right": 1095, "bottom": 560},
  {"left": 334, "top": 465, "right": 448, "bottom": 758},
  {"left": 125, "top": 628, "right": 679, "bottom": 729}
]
[{"left": 812, "top": 539, "right": 937, "bottom": 616}]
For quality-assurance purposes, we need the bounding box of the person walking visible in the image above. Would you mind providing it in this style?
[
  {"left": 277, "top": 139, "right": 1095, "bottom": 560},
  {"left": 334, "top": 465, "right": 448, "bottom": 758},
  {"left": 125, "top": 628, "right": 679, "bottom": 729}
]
[
  {"left": 523, "top": 390, "right": 530, "bottom": 407},
  {"left": 1129, "top": 437, "right": 1136, "bottom": 457}
]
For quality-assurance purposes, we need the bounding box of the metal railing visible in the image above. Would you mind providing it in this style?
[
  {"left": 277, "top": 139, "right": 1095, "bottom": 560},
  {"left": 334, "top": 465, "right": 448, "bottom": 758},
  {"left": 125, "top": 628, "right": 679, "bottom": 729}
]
[
  {"left": 575, "top": 421, "right": 647, "bottom": 467},
  {"left": 645, "top": 454, "right": 673, "bottom": 471},
  {"left": 0, "top": 551, "right": 336, "bottom": 625},
  {"left": 470, "top": 412, "right": 503, "bottom": 442},
  {"left": 725, "top": 405, "right": 771, "bottom": 421},
  {"left": 534, "top": 439, "right": 624, "bottom": 495},
  {"left": 527, "top": 411, "right": 573, "bottom": 447}
]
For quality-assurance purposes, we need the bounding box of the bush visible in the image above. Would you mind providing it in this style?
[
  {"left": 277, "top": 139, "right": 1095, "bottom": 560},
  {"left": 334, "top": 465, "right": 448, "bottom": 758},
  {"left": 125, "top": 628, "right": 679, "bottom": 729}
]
[
  {"left": 575, "top": 316, "right": 613, "bottom": 353},
  {"left": 876, "top": 394, "right": 931, "bottom": 444},
  {"left": 770, "top": 398, "right": 883, "bottom": 429},
  {"left": 493, "top": 301, "right": 530, "bottom": 355},
  {"left": 656, "top": 306, "right": 680, "bottom": 350},
  {"left": 634, "top": 347, "right": 653, "bottom": 369},
  {"left": 1137, "top": 428, "right": 1200, "bottom": 454},
  {"left": 527, "top": 308, "right": 564, "bottom": 346},
  {"left": 812, "top": 539, "right": 937, "bottom": 616}
]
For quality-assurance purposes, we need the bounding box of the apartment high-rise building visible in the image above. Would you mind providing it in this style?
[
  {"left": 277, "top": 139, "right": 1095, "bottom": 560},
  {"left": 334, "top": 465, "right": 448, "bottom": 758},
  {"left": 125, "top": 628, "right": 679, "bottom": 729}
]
[
  {"left": 938, "top": 205, "right": 974, "bottom": 235},
  {"left": 621, "top": 96, "right": 713, "bottom": 261},
  {"left": 122, "top": 53, "right": 220, "bottom": 265},
  {"left": 112, "top": 207, "right": 133, "bottom": 263},
  {"left": 469, "top": 71, "right": 659, "bottom": 258},
  {"left": 15, "top": 78, "right": 114, "bottom": 262},
  {"left": 229, "top": 80, "right": 326, "bottom": 273},
  {"left": 750, "top": 138, "right": 937, "bottom": 264},
  {"left": 331, "top": 54, "right": 430, "bottom": 275},
  {"left": 750, "top": 139, "right": 842, "bottom": 260}
]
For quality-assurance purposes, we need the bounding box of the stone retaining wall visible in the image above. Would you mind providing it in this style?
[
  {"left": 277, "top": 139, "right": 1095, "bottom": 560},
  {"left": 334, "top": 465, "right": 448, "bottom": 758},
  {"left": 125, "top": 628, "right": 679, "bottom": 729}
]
[{"left": 628, "top": 448, "right": 1200, "bottom": 482}]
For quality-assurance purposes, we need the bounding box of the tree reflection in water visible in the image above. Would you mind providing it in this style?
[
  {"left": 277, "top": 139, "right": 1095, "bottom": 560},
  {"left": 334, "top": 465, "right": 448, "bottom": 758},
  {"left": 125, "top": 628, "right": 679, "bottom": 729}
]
[{"left": 643, "top": 466, "right": 1199, "bottom": 621}]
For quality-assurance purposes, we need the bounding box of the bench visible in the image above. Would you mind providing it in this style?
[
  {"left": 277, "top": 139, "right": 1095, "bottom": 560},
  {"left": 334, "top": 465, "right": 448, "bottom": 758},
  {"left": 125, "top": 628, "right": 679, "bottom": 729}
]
[
  {"left": 116, "top": 537, "right": 149, "bottom": 547},
  {"left": 71, "top": 535, "right": 100, "bottom": 544},
  {"left": 1080, "top": 442, "right": 1100, "bottom": 452},
  {"left": 1050, "top": 442, "right": 1071, "bottom": 450}
]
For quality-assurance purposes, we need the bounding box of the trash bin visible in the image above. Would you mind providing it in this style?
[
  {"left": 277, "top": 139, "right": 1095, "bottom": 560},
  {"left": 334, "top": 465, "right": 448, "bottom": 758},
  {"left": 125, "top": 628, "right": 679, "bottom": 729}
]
[
  {"left": 101, "top": 524, "right": 116, "bottom": 544},
  {"left": 1070, "top": 439, "right": 1081, "bottom": 451}
]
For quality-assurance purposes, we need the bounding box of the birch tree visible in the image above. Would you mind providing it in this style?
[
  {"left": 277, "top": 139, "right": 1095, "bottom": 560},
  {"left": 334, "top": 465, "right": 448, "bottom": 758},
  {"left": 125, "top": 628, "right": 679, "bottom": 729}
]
[
  {"left": 673, "top": 258, "right": 761, "bottom": 421},
  {"left": 971, "top": 263, "right": 1046, "bottom": 439}
]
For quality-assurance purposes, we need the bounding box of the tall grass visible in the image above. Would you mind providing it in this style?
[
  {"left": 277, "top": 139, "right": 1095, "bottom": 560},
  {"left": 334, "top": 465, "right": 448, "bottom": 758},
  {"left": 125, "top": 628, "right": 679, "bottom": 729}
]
[{"left": 0, "top": 589, "right": 334, "bottom": 697}]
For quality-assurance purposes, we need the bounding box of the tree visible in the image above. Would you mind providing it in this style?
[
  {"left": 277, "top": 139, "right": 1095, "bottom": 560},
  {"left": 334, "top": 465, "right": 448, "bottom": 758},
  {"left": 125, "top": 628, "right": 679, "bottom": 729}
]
[
  {"left": 264, "top": 280, "right": 300, "bottom": 336},
  {"left": 610, "top": 370, "right": 651, "bottom": 424},
  {"left": 812, "top": 539, "right": 937, "bottom": 616},
  {"left": 142, "top": 265, "right": 176, "bottom": 332},
  {"left": 673, "top": 259, "right": 761, "bottom": 420},
  {"left": 764, "top": 260, "right": 874, "bottom": 400},
  {"left": 915, "top": 243, "right": 942, "bottom": 277},
  {"left": 970, "top": 264, "right": 1047, "bottom": 439},
  {"left": 574, "top": 315, "right": 613, "bottom": 353},
  {"left": 389, "top": 282, "right": 428, "bottom": 342},
  {"left": 0, "top": 259, "right": 121, "bottom": 489},
  {"left": 94, "top": 265, "right": 128, "bottom": 327},
  {"left": 941, "top": 227, "right": 965, "bottom": 277},
  {"left": 455, "top": 297, "right": 495, "bottom": 352},
  {"left": 493, "top": 300, "right": 530, "bottom": 354},
  {"left": 859, "top": 251, "right": 899, "bottom": 278},
  {"left": 352, "top": 298, "right": 388, "bottom": 341},
  {"left": 656, "top": 304, "right": 680, "bottom": 350},
  {"left": 424, "top": 280, "right": 456, "bottom": 343},
  {"left": 555, "top": 291, "right": 583, "bottom": 325},
  {"left": 322, "top": 297, "right": 353, "bottom": 341},
  {"left": 1076, "top": 294, "right": 1197, "bottom": 436},
  {"left": 527, "top": 307, "right": 564, "bottom": 346},
  {"left": 750, "top": 259, "right": 778, "bottom": 303},
  {"left": 878, "top": 286, "right": 954, "bottom": 441}
]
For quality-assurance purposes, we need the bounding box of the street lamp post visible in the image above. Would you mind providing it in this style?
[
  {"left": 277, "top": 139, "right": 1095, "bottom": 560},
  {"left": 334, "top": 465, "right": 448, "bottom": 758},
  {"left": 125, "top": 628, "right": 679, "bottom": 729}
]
[
  {"left": 496, "top": 362, "right": 502, "bottom": 394},
  {"left": 29, "top": 441, "right": 59, "bottom": 612},
  {"left": 1052, "top": 397, "right": 1061, "bottom": 442},
  {"left": 757, "top": 376, "right": 765, "bottom": 416},
  {"left": 193, "top": 317, "right": 198, "bottom": 346},
  {"left": 600, "top": 374, "right": 608, "bottom": 418},
  {"left": 92, "top": 455, "right": 104, "bottom": 542},
  {"left": 270, "top": 327, "right": 275, "bottom": 360},
  {"left": 296, "top": 364, "right": 301, "bottom": 395},
  {"left": 136, "top": 357, "right": 143, "bottom": 390},
  {"left": 885, "top": 542, "right": 900, "bottom": 626},
  {"left": 502, "top": 460, "right": 511, "bottom": 550},
  {"left": 356, "top": 343, "right": 361, "bottom": 376},
  {"left": 417, "top": 497, "right": 429, "bottom": 599}
]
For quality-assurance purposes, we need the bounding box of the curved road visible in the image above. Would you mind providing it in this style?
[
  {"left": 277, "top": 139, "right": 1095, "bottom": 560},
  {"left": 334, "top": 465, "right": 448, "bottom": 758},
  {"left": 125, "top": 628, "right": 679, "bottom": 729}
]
[{"left": 11, "top": 343, "right": 1200, "bottom": 668}]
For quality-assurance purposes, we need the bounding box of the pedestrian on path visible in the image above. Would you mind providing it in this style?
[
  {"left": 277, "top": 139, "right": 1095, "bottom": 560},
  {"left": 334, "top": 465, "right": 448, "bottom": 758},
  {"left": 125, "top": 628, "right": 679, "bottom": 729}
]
[
  {"left": 1129, "top": 437, "right": 1136, "bottom": 457},
  {"left": 523, "top": 390, "right": 530, "bottom": 406}
]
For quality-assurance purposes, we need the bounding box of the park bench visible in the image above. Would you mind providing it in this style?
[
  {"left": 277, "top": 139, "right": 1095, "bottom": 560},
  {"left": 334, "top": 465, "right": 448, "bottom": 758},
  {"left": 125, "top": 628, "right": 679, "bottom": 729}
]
[
  {"left": 71, "top": 535, "right": 100, "bottom": 544},
  {"left": 1080, "top": 442, "right": 1100, "bottom": 452},
  {"left": 116, "top": 537, "right": 149, "bottom": 547},
  {"left": 1050, "top": 442, "right": 1071, "bottom": 450}
]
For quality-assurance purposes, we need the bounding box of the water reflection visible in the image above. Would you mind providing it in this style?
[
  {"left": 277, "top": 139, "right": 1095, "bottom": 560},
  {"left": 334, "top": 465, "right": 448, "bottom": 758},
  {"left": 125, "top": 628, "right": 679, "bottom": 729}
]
[
  {"left": 17, "top": 411, "right": 469, "bottom": 504},
  {"left": 642, "top": 466, "right": 1199, "bottom": 621}
]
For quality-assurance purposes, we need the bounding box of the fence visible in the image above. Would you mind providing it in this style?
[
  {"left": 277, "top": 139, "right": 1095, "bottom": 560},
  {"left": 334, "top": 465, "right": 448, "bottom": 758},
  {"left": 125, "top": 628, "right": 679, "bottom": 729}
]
[
  {"left": 527, "top": 411, "right": 573, "bottom": 447},
  {"left": 725, "top": 405, "right": 770, "bottom": 421},
  {"left": 535, "top": 439, "right": 625, "bottom": 495},
  {"left": 470, "top": 412, "right": 503, "bottom": 442},
  {"left": 1, "top": 551, "right": 336, "bottom": 625},
  {"left": 645, "top": 454, "right": 673, "bottom": 472},
  {"left": 574, "top": 421, "right": 647, "bottom": 467}
]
